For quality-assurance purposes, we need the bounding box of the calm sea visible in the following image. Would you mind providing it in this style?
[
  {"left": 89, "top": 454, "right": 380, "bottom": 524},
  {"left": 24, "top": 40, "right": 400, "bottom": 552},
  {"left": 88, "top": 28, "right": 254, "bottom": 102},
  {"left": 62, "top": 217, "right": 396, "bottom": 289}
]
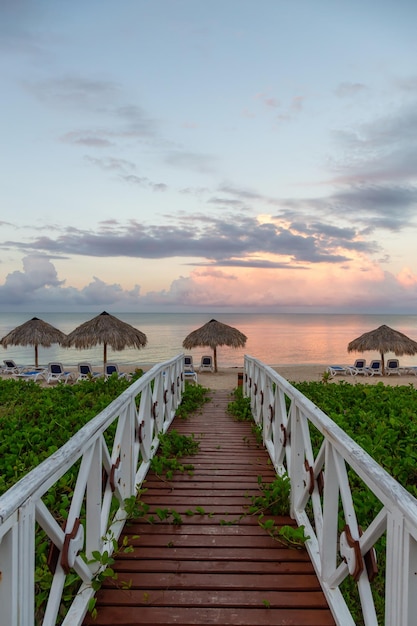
[{"left": 1, "top": 312, "right": 417, "bottom": 369}]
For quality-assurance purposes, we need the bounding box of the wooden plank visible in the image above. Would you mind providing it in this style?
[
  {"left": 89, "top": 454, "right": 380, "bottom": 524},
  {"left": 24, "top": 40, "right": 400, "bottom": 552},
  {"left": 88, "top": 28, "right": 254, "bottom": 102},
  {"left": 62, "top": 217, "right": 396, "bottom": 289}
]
[{"left": 83, "top": 389, "right": 335, "bottom": 626}]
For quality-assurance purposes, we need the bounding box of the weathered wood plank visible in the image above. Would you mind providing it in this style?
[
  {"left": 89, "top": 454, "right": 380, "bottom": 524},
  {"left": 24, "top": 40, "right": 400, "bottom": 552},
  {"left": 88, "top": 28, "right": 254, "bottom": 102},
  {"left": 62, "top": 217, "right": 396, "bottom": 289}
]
[{"left": 83, "top": 389, "right": 335, "bottom": 626}]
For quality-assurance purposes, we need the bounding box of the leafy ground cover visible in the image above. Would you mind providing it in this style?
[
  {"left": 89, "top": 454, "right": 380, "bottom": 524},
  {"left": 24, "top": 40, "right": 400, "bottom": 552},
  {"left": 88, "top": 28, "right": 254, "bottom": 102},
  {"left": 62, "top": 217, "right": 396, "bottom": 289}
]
[
  {"left": 294, "top": 380, "right": 417, "bottom": 497},
  {"left": 230, "top": 381, "right": 417, "bottom": 624},
  {"left": 0, "top": 377, "right": 209, "bottom": 624},
  {"left": 0, "top": 373, "right": 143, "bottom": 496}
]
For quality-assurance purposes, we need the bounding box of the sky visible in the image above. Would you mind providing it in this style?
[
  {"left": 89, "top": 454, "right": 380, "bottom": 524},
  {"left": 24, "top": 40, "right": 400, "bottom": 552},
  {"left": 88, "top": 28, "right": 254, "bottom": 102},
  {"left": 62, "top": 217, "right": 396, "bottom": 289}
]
[{"left": 1, "top": 0, "right": 417, "bottom": 313}]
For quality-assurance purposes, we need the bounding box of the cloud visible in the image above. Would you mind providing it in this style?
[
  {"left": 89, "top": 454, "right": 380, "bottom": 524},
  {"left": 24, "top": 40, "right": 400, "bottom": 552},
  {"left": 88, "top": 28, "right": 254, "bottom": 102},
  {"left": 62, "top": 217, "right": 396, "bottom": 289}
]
[
  {"left": 61, "top": 133, "right": 115, "bottom": 148},
  {"left": 335, "top": 82, "right": 367, "bottom": 97},
  {"left": 0, "top": 255, "right": 141, "bottom": 309},
  {"left": 0, "top": 255, "right": 63, "bottom": 304},
  {"left": 2, "top": 255, "right": 417, "bottom": 313},
  {"left": 2, "top": 212, "right": 373, "bottom": 266},
  {"left": 84, "top": 156, "right": 136, "bottom": 172},
  {"left": 330, "top": 100, "right": 417, "bottom": 184},
  {"left": 143, "top": 264, "right": 417, "bottom": 312},
  {"left": 25, "top": 76, "right": 121, "bottom": 109},
  {"left": 165, "top": 151, "right": 218, "bottom": 173}
]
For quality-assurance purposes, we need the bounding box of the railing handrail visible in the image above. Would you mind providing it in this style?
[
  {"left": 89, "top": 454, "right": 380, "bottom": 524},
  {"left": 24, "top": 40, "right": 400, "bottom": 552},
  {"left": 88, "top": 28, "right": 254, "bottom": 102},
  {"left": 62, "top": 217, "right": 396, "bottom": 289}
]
[
  {"left": 0, "top": 359, "right": 173, "bottom": 525},
  {"left": 244, "top": 355, "right": 417, "bottom": 626},
  {"left": 254, "top": 359, "right": 417, "bottom": 523},
  {"left": 0, "top": 354, "right": 185, "bottom": 626}
]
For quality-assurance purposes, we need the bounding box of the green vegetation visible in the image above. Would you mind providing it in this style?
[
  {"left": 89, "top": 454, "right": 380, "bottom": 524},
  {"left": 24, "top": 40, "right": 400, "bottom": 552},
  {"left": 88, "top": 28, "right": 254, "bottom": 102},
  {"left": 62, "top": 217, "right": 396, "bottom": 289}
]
[
  {"left": 229, "top": 380, "right": 417, "bottom": 624},
  {"left": 150, "top": 429, "right": 200, "bottom": 479},
  {"left": 227, "top": 388, "right": 308, "bottom": 549},
  {"left": 0, "top": 373, "right": 142, "bottom": 496},
  {"left": 293, "top": 380, "right": 417, "bottom": 497},
  {"left": 175, "top": 381, "right": 210, "bottom": 419},
  {"left": 0, "top": 376, "right": 209, "bottom": 624},
  {"left": 227, "top": 386, "right": 263, "bottom": 446}
]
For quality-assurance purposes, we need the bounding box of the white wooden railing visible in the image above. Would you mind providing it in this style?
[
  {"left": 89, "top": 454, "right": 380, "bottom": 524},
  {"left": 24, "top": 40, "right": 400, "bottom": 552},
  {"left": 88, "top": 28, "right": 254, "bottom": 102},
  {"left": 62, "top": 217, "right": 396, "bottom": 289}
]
[
  {"left": 2, "top": 353, "right": 417, "bottom": 626},
  {"left": 0, "top": 355, "right": 184, "bottom": 626},
  {"left": 244, "top": 355, "right": 417, "bottom": 626}
]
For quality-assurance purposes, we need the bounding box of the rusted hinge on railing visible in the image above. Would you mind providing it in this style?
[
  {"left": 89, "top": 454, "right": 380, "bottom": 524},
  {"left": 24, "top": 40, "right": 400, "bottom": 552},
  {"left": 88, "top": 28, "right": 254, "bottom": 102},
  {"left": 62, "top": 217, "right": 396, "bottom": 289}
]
[
  {"left": 340, "top": 524, "right": 364, "bottom": 581},
  {"left": 138, "top": 419, "right": 145, "bottom": 443},
  {"left": 109, "top": 456, "right": 121, "bottom": 492},
  {"left": 280, "top": 423, "right": 288, "bottom": 447},
  {"left": 304, "top": 460, "right": 315, "bottom": 495},
  {"left": 61, "top": 518, "right": 84, "bottom": 574}
]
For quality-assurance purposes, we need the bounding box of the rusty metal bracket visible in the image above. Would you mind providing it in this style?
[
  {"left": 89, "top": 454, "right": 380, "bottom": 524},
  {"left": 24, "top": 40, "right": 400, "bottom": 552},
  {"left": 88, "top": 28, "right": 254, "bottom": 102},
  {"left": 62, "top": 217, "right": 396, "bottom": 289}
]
[
  {"left": 138, "top": 419, "right": 145, "bottom": 443},
  {"left": 304, "top": 460, "right": 315, "bottom": 495},
  {"left": 340, "top": 524, "right": 364, "bottom": 581},
  {"left": 61, "top": 518, "right": 84, "bottom": 574},
  {"left": 109, "top": 456, "right": 121, "bottom": 492},
  {"left": 359, "top": 526, "right": 378, "bottom": 581},
  {"left": 279, "top": 423, "right": 287, "bottom": 447}
]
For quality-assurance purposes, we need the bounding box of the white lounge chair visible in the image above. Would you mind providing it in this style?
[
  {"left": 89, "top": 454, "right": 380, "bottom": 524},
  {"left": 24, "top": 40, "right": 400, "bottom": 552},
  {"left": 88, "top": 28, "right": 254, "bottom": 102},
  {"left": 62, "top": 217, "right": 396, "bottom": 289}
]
[
  {"left": 16, "top": 369, "right": 46, "bottom": 382},
  {"left": 183, "top": 356, "right": 198, "bottom": 383},
  {"left": 386, "top": 359, "right": 401, "bottom": 375},
  {"left": 327, "top": 365, "right": 349, "bottom": 377},
  {"left": 199, "top": 355, "right": 214, "bottom": 372},
  {"left": 105, "top": 363, "right": 129, "bottom": 380},
  {"left": 2, "top": 359, "right": 25, "bottom": 375},
  {"left": 348, "top": 359, "right": 368, "bottom": 375},
  {"left": 47, "top": 362, "right": 73, "bottom": 384},
  {"left": 77, "top": 362, "right": 101, "bottom": 382},
  {"left": 365, "top": 360, "right": 383, "bottom": 376}
]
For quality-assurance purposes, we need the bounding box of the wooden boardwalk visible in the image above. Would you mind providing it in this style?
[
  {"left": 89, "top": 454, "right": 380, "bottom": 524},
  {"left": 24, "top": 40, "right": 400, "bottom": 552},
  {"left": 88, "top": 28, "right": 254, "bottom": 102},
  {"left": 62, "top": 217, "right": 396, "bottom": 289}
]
[{"left": 84, "top": 389, "right": 335, "bottom": 626}]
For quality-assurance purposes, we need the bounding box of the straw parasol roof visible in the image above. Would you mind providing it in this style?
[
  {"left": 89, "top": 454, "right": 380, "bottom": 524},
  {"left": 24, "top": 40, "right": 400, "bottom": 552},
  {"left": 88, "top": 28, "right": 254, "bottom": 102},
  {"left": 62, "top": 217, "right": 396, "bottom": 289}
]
[
  {"left": 182, "top": 318, "right": 247, "bottom": 372},
  {"left": 0, "top": 316, "right": 67, "bottom": 367},
  {"left": 347, "top": 324, "right": 417, "bottom": 373},
  {"left": 64, "top": 311, "right": 147, "bottom": 368}
]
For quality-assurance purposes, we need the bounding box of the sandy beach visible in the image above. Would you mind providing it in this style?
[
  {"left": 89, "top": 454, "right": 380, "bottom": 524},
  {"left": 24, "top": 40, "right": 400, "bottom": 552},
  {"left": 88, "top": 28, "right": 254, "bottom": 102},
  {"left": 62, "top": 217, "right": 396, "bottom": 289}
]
[
  {"left": 196, "top": 364, "right": 417, "bottom": 390},
  {"left": 2, "top": 362, "right": 417, "bottom": 389}
]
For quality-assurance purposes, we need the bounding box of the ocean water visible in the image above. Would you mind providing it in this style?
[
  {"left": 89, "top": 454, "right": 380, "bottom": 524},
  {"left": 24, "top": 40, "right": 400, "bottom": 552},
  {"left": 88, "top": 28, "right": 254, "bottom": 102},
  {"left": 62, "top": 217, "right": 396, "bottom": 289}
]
[{"left": 1, "top": 312, "right": 417, "bottom": 370}]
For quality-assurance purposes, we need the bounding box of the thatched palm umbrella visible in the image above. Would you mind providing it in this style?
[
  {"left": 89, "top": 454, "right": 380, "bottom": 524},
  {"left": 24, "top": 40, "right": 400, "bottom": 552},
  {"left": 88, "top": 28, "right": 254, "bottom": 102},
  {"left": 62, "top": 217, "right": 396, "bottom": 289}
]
[
  {"left": 0, "top": 316, "right": 67, "bottom": 368},
  {"left": 347, "top": 324, "right": 417, "bottom": 373},
  {"left": 182, "top": 318, "right": 247, "bottom": 372},
  {"left": 64, "top": 311, "right": 147, "bottom": 368}
]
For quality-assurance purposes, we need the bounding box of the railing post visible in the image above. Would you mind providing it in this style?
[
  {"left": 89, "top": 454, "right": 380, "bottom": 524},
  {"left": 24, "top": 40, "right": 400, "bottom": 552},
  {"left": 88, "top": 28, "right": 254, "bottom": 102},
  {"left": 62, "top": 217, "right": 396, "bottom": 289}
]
[
  {"left": 402, "top": 527, "right": 417, "bottom": 626},
  {"left": 86, "top": 439, "right": 102, "bottom": 560},
  {"left": 0, "top": 514, "right": 18, "bottom": 626},
  {"left": 18, "top": 499, "right": 35, "bottom": 626},
  {"left": 385, "top": 511, "right": 406, "bottom": 626},
  {"left": 289, "top": 403, "right": 304, "bottom": 519}
]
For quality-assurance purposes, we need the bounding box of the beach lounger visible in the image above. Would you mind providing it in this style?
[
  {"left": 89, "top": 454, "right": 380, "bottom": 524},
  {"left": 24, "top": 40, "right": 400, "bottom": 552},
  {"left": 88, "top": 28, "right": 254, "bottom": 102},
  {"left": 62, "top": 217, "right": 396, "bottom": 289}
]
[
  {"left": 2, "top": 359, "right": 25, "bottom": 375},
  {"left": 47, "top": 362, "right": 73, "bottom": 384},
  {"left": 327, "top": 365, "right": 349, "bottom": 377},
  {"left": 16, "top": 369, "right": 46, "bottom": 382},
  {"left": 365, "top": 360, "right": 383, "bottom": 376},
  {"left": 199, "top": 355, "right": 214, "bottom": 372},
  {"left": 348, "top": 359, "right": 368, "bottom": 375},
  {"left": 105, "top": 363, "right": 130, "bottom": 380},
  {"left": 386, "top": 359, "right": 401, "bottom": 375},
  {"left": 183, "top": 356, "right": 198, "bottom": 383},
  {"left": 77, "top": 362, "right": 101, "bottom": 382}
]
